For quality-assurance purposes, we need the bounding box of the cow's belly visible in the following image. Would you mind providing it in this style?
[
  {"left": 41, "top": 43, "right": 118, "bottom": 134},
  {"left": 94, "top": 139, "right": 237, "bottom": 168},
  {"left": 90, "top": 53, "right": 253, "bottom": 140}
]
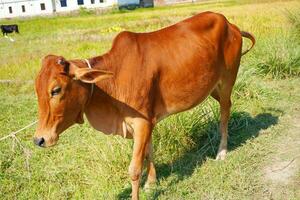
[{"left": 156, "top": 64, "right": 220, "bottom": 121}]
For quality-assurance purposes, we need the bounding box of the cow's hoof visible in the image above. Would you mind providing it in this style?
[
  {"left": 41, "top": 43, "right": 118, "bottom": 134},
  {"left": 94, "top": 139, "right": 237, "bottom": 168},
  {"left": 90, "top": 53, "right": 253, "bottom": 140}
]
[{"left": 216, "top": 149, "right": 227, "bottom": 160}]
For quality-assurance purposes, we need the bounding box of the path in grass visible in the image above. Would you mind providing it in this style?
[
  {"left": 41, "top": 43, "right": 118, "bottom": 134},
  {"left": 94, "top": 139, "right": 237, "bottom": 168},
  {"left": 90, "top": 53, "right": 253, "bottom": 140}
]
[{"left": 262, "top": 110, "right": 300, "bottom": 199}]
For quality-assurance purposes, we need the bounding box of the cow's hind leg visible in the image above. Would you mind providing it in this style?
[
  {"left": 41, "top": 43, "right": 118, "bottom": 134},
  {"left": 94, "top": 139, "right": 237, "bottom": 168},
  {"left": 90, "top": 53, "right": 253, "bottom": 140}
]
[
  {"left": 144, "top": 138, "right": 156, "bottom": 190},
  {"left": 211, "top": 83, "right": 233, "bottom": 160}
]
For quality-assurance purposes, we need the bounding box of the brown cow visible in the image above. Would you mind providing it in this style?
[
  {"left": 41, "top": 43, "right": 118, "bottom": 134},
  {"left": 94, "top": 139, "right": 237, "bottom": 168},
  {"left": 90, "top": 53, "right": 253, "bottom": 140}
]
[{"left": 34, "top": 11, "right": 255, "bottom": 199}]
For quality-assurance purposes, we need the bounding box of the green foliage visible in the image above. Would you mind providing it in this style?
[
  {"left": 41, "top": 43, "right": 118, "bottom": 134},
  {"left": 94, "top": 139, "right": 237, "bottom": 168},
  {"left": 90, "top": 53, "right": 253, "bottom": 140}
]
[
  {"left": 78, "top": 6, "right": 95, "bottom": 16},
  {"left": 247, "top": 9, "right": 300, "bottom": 79},
  {"left": 255, "top": 32, "right": 300, "bottom": 78},
  {"left": 286, "top": 9, "right": 300, "bottom": 39}
]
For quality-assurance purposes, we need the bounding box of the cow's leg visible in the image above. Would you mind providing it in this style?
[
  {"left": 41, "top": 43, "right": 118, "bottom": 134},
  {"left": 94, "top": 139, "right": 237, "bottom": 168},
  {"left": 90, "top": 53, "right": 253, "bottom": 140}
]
[
  {"left": 144, "top": 138, "right": 156, "bottom": 190},
  {"left": 211, "top": 84, "right": 232, "bottom": 160},
  {"left": 216, "top": 95, "right": 231, "bottom": 160},
  {"left": 129, "top": 118, "right": 152, "bottom": 200}
]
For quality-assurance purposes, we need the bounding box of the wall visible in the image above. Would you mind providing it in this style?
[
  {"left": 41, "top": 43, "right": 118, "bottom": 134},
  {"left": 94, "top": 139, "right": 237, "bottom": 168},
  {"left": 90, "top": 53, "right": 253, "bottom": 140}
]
[
  {"left": 0, "top": 0, "right": 53, "bottom": 19},
  {"left": 0, "top": 0, "right": 117, "bottom": 19},
  {"left": 48, "top": 0, "right": 117, "bottom": 13},
  {"left": 154, "top": 0, "right": 195, "bottom": 6}
]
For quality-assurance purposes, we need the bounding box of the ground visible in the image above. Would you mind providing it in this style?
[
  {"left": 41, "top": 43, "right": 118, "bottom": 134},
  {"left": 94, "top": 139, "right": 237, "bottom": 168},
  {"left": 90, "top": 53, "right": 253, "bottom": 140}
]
[{"left": 262, "top": 111, "right": 300, "bottom": 199}]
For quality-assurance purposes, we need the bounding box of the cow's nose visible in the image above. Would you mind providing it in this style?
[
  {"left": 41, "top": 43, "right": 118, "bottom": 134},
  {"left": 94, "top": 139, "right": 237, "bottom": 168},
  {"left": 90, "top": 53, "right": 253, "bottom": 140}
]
[{"left": 34, "top": 137, "right": 45, "bottom": 147}]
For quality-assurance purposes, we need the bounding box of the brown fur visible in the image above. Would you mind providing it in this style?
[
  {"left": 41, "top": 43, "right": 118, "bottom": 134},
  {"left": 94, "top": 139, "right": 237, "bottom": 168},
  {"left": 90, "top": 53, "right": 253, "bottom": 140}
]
[{"left": 34, "top": 11, "right": 255, "bottom": 199}]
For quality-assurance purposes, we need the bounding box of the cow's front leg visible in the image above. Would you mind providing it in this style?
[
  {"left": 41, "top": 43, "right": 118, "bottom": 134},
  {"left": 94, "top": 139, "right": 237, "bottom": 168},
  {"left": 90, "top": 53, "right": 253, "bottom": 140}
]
[
  {"left": 129, "top": 118, "right": 152, "bottom": 200},
  {"left": 144, "top": 138, "right": 156, "bottom": 190}
]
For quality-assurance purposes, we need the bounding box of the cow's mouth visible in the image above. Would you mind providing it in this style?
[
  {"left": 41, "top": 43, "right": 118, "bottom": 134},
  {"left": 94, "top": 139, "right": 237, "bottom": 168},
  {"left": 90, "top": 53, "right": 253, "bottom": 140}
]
[
  {"left": 33, "top": 134, "right": 59, "bottom": 148},
  {"left": 33, "top": 137, "right": 45, "bottom": 147}
]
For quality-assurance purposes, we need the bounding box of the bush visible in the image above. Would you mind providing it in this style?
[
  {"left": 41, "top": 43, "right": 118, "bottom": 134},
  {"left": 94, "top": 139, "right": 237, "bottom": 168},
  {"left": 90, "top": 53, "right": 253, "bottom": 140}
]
[
  {"left": 286, "top": 9, "right": 300, "bottom": 41},
  {"left": 256, "top": 37, "right": 300, "bottom": 78},
  {"left": 252, "top": 10, "right": 300, "bottom": 79},
  {"left": 254, "top": 30, "right": 300, "bottom": 78},
  {"left": 78, "top": 7, "right": 94, "bottom": 16}
]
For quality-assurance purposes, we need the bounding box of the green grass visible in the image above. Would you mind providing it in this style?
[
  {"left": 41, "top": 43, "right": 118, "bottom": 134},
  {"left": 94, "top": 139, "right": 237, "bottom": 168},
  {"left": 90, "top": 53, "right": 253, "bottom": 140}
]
[
  {"left": 254, "top": 10, "right": 300, "bottom": 78},
  {"left": 1, "top": 0, "right": 300, "bottom": 199}
]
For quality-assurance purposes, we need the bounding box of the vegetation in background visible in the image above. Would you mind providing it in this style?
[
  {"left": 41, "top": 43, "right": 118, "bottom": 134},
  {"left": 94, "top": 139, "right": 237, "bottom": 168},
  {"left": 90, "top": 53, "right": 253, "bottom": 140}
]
[
  {"left": 78, "top": 6, "right": 95, "bottom": 16},
  {"left": 254, "top": 9, "right": 300, "bottom": 78},
  {"left": 287, "top": 8, "right": 300, "bottom": 37},
  {"left": 0, "top": 0, "right": 300, "bottom": 199}
]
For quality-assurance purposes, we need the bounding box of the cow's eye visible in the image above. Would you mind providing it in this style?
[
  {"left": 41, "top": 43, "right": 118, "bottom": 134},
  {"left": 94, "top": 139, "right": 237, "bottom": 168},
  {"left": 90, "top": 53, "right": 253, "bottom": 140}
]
[{"left": 51, "top": 87, "right": 61, "bottom": 97}]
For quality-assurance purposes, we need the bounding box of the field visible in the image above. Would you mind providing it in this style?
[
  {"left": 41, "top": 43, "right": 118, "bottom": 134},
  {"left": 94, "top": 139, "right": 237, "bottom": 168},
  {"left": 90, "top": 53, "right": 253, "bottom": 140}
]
[{"left": 1, "top": 0, "right": 300, "bottom": 199}]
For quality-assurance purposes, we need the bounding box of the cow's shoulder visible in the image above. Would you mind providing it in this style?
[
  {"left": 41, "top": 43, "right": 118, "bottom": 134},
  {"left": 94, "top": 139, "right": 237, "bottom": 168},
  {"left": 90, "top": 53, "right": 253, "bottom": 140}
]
[
  {"left": 193, "top": 11, "right": 227, "bottom": 22},
  {"left": 186, "top": 11, "right": 228, "bottom": 31},
  {"left": 112, "top": 31, "right": 138, "bottom": 49}
]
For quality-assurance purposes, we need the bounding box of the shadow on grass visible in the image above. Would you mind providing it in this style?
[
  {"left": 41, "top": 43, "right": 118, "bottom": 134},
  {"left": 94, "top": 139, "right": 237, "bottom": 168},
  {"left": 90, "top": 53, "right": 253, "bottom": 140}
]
[{"left": 117, "top": 111, "right": 278, "bottom": 199}]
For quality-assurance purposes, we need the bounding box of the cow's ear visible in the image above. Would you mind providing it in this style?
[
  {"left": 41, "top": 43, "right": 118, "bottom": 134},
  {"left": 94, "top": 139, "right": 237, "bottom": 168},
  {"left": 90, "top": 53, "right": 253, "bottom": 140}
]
[{"left": 73, "top": 68, "right": 113, "bottom": 83}]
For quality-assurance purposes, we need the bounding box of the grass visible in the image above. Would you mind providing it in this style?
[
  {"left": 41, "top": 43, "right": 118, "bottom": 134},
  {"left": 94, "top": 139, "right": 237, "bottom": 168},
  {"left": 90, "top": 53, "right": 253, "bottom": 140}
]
[
  {"left": 1, "top": 0, "right": 300, "bottom": 199},
  {"left": 254, "top": 12, "right": 300, "bottom": 78}
]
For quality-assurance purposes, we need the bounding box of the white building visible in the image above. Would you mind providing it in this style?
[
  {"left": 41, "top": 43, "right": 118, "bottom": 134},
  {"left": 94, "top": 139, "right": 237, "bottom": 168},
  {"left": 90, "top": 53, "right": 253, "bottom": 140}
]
[{"left": 0, "top": 0, "right": 117, "bottom": 19}]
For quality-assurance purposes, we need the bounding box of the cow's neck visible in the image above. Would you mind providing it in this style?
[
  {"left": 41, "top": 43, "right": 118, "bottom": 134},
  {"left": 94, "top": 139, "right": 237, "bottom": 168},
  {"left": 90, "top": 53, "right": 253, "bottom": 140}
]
[
  {"left": 88, "top": 53, "right": 116, "bottom": 96},
  {"left": 83, "top": 53, "right": 129, "bottom": 137}
]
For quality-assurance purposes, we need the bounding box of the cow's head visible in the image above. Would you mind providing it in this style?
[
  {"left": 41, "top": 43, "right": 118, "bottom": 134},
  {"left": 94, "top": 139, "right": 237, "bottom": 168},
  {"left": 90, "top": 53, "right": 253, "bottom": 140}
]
[{"left": 33, "top": 55, "right": 112, "bottom": 147}]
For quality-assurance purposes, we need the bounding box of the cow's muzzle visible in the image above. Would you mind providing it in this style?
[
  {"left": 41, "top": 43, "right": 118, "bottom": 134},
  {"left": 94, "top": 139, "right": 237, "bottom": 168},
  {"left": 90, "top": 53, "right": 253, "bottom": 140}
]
[{"left": 33, "top": 137, "right": 45, "bottom": 147}]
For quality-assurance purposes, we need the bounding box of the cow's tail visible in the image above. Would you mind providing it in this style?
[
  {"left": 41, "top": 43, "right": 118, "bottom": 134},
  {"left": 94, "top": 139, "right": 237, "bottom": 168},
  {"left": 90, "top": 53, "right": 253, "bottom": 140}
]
[{"left": 241, "top": 31, "right": 255, "bottom": 56}]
